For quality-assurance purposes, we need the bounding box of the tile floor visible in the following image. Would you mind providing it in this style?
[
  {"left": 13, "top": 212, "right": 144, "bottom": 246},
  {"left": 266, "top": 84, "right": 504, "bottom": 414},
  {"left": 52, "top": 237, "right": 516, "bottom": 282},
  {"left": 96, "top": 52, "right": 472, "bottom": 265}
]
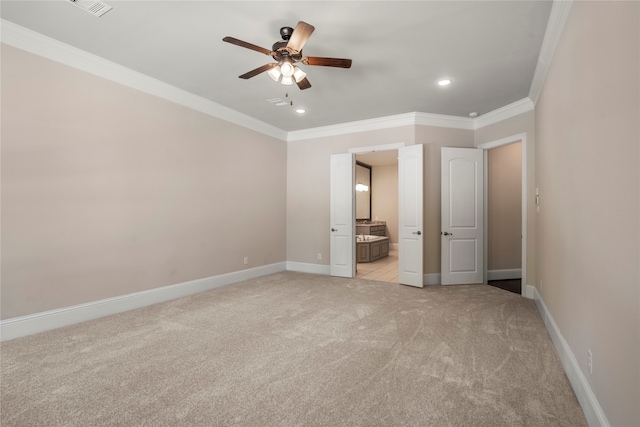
[{"left": 356, "top": 248, "right": 399, "bottom": 283}]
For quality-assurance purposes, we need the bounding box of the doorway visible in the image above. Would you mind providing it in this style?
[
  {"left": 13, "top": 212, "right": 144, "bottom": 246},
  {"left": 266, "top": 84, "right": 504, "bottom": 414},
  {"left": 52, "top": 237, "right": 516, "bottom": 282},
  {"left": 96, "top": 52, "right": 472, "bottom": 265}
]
[
  {"left": 331, "top": 142, "right": 423, "bottom": 287},
  {"left": 486, "top": 141, "right": 522, "bottom": 294},
  {"left": 355, "top": 150, "right": 399, "bottom": 283},
  {"left": 478, "top": 133, "right": 528, "bottom": 296}
]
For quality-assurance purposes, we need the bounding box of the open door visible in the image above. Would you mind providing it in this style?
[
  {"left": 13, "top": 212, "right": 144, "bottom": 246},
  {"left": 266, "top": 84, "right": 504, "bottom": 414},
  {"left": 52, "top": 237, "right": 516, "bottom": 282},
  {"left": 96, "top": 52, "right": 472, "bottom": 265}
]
[
  {"left": 441, "top": 147, "right": 484, "bottom": 285},
  {"left": 398, "top": 144, "right": 424, "bottom": 287},
  {"left": 330, "top": 153, "right": 355, "bottom": 277}
]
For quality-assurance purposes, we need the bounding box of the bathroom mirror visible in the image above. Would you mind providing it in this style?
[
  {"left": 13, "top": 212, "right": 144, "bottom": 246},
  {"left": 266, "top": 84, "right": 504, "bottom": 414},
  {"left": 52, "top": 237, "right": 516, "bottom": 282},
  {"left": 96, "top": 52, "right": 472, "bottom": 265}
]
[{"left": 356, "top": 161, "right": 371, "bottom": 221}]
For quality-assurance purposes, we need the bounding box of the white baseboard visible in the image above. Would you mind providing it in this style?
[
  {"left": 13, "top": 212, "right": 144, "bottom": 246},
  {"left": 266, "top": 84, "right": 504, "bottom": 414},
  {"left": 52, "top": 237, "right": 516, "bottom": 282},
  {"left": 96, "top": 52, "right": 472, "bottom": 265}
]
[
  {"left": 525, "top": 284, "right": 536, "bottom": 299},
  {"left": 0, "top": 262, "right": 286, "bottom": 342},
  {"left": 532, "top": 287, "right": 610, "bottom": 427},
  {"left": 423, "top": 271, "right": 523, "bottom": 287},
  {"left": 286, "top": 261, "right": 331, "bottom": 276},
  {"left": 487, "top": 268, "right": 522, "bottom": 281},
  {"left": 424, "top": 273, "right": 441, "bottom": 286}
]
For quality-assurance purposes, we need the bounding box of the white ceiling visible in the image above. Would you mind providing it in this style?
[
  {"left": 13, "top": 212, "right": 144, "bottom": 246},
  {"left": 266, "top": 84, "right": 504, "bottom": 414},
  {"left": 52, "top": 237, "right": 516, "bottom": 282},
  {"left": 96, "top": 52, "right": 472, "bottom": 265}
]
[{"left": 1, "top": 1, "right": 553, "bottom": 132}]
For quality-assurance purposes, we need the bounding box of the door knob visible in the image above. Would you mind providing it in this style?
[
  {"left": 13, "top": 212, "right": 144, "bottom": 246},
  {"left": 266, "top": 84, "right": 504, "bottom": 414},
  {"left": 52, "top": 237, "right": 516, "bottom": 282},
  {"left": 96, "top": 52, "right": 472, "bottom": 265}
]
[
  {"left": 331, "top": 228, "right": 338, "bottom": 232},
  {"left": 412, "top": 231, "right": 421, "bottom": 235},
  {"left": 443, "top": 231, "right": 453, "bottom": 236}
]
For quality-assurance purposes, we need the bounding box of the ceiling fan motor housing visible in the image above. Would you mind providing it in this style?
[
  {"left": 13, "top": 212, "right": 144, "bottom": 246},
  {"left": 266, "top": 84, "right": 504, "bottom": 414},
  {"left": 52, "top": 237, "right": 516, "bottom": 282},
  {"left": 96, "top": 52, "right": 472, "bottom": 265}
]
[
  {"left": 272, "top": 40, "right": 288, "bottom": 52},
  {"left": 272, "top": 26, "right": 303, "bottom": 61},
  {"left": 280, "top": 26, "right": 294, "bottom": 40},
  {"left": 272, "top": 40, "right": 303, "bottom": 62}
]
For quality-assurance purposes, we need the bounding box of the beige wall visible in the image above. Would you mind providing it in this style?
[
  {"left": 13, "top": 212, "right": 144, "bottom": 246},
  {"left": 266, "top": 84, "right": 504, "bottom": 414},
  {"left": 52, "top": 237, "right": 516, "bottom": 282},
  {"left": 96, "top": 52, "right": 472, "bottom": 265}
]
[
  {"left": 487, "top": 142, "right": 522, "bottom": 271},
  {"left": 371, "top": 164, "right": 398, "bottom": 243},
  {"left": 1, "top": 45, "right": 287, "bottom": 319},
  {"left": 287, "top": 125, "right": 475, "bottom": 274},
  {"left": 535, "top": 2, "right": 639, "bottom": 425}
]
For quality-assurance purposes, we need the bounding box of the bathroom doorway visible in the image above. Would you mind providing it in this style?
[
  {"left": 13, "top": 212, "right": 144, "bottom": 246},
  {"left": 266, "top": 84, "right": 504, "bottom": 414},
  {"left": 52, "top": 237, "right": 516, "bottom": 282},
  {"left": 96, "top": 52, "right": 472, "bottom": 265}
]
[{"left": 354, "top": 150, "right": 399, "bottom": 283}]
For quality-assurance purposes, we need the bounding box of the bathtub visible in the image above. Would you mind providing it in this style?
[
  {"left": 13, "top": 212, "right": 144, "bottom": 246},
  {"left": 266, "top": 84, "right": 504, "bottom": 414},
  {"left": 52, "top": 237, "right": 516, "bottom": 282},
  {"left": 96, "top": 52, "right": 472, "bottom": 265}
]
[{"left": 356, "top": 235, "right": 390, "bottom": 263}]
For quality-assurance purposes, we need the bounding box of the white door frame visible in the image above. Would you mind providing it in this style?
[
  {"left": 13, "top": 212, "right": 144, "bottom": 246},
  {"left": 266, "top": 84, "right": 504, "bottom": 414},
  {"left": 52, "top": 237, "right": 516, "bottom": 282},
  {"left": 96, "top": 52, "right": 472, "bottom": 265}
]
[
  {"left": 349, "top": 143, "right": 406, "bottom": 156},
  {"left": 478, "top": 132, "right": 527, "bottom": 297}
]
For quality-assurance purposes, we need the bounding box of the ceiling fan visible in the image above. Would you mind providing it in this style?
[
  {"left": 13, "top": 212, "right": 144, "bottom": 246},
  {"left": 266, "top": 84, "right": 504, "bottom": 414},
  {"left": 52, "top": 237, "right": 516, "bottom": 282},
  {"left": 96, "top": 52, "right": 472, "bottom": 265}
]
[{"left": 222, "top": 21, "right": 352, "bottom": 90}]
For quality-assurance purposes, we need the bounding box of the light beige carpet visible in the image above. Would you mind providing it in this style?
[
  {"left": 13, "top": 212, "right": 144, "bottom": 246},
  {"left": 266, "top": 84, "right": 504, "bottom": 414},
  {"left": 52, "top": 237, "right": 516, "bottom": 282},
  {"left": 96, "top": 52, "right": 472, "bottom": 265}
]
[{"left": 1, "top": 272, "right": 587, "bottom": 426}]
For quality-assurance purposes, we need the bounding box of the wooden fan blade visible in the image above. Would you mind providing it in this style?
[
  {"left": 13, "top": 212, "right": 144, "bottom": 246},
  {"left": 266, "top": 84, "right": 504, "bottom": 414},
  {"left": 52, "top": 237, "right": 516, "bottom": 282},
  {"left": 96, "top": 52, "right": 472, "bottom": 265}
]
[
  {"left": 304, "top": 56, "right": 352, "bottom": 68},
  {"left": 239, "top": 63, "right": 277, "bottom": 79},
  {"left": 286, "top": 21, "right": 315, "bottom": 53},
  {"left": 296, "top": 77, "right": 312, "bottom": 90},
  {"left": 223, "top": 37, "right": 272, "bottom": 56}
]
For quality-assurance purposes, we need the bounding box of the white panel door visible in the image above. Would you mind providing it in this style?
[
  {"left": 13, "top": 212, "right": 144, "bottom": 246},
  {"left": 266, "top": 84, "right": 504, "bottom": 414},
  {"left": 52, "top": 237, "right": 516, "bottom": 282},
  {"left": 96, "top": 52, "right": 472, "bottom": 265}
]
[
  {"left": 330, "top": 153, "right": 355, "bottom": 278},
  {"left": 441, "top": 147, "right": 484, "bottom": 285},
  {"left": 398, "top": 144, "right": 424, "bottom": 287}
]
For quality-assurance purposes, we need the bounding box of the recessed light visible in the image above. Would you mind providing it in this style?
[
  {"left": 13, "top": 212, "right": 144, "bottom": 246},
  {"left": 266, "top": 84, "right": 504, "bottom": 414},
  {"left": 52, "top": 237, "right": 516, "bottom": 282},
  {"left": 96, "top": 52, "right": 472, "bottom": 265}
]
[
  {"left": 296, "top": 109, "right": 306, "bottom": 114},
  {"left": 437, "top": 79, "right": 452, "bottom": 86}
]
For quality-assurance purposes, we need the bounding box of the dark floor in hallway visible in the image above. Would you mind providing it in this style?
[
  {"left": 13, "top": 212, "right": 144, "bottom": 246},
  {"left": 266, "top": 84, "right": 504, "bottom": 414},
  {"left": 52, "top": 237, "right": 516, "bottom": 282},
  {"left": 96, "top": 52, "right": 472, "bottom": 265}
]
[{"left": 488, "top": 279, "right": 521, "bottom": 294}]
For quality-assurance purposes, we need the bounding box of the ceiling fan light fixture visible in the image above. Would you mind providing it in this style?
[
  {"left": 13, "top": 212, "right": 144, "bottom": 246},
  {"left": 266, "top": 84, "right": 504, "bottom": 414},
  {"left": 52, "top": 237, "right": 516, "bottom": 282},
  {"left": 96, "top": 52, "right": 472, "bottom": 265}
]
[
  {"left": 267, "top": 66, "right": 281, "bottom": 82},
  {"left": 293, "top": 66, "right": 307, "bottom": 83},
  {"left": 280, "top": 60, "right": 295, "bottom": 78},
  {"left": 280, "top": 75, "right": 295, "bottom": 86}
]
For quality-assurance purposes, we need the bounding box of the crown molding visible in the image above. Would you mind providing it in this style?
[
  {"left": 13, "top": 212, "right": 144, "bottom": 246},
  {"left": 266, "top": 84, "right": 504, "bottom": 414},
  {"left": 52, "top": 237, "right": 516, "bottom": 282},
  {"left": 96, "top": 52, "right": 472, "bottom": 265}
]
[
  {"left": 288, "top": 111, "right": 475, "bottom": 142},
  {"left": 414, "top": 112, "right": 475, "bottom": 130},
  {"left": 529, "top": 0, "right": 574, "bottom": 105},
  {"left": 287, "top": 113, "right": 417, "bottom": 142},
  {"left": 0, "top": 19, "right": 288, "bottom": 141},
  {"left": 287, "top": 98, "right": 534, "bottom": 142},
  {"left": 473, "top": 97, "right": 535, "bottom": 130}
]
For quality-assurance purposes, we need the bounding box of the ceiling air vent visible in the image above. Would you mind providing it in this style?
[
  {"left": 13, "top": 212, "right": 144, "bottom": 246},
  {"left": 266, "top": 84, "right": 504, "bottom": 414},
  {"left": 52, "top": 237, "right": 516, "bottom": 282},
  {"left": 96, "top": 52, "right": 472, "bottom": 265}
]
[
  {"left": 68, "top": 0, "right": 112, "bottom": 17},
  {"left": 267, "top": 98, "right": 290, "bottom": 107}
]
